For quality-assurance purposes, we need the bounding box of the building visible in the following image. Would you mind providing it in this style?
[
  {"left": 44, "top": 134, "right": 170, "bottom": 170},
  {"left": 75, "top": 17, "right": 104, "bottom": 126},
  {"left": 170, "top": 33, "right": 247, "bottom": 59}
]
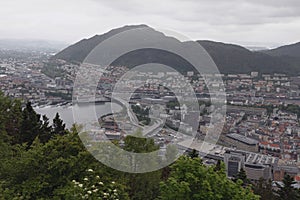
[
  {"left": 177, "top": 139, "right": 278, "bottom": 181},
  {"left": 224, "top": 151, "right": 246, "bottom": 178},
  {"left": 273, "top": 165, "right": 299, "bottom": 181},
  {"left": 224, "top": 133, "right": 259, "bottom": 152},
  {"left": 225, "top": 150, "right": 274, "bottom": 180},
  {"left": 245, "top": 163, "right": 272, "bottom": 181},
  {"left": 227, "top": 106, "right": 267, "bottom": 116},
  {"left": 251, "top": 72, "right": 259, "bottom": 78}
]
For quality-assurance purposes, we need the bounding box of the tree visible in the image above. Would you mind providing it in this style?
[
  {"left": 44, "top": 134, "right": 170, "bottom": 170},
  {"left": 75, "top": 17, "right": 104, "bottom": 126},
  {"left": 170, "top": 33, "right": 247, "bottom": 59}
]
[
  {"left": 39, "top": 115, "right": 53, "bottom": 143},
  {"left": 20, "top": 102, "right": 43, "bottom": 146},
  {"left": 0, "top": 92, "right": 22, "bottom": 144},
  {"left": 0, "top": 126, "right": 99, "bottom": 199},
  {"left": 214, "top": 160, "right": 224, "bottom": 172},
  {"left": 0, "top": 93, "right": 264, "bottom": 200},
  {"left": 188, "top": 149, "right": 199, "bottom": 159},
  {"left": 52, "top": 113, "right": 67, "bottom": 136},
  {"left": 55, "top": 168, "right": 129, "bottom": 200},
  {"left": 233, "top": 168, "right": 251, "bottom": 187},
  {"left": 4, "top": 99, "right": 22, "bottom": 144},
  {"left": 276, "top": 174, "right": 300, "bottom": 200},
  {"left": 123, "top": 130, "right": 162, "bottom": 200},
  {"left": 253, "top": 178, "right": 277, "bottom": 200},
  {"left": 159, "top": 156, "right": 259, "bottom": 200}
]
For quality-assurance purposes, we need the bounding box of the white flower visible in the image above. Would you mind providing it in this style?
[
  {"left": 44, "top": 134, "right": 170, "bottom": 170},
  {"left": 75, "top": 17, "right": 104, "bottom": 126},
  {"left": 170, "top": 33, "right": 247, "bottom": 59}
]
[
  {"left": 87, "top": 169, "right": 93, "bottom": 172},
  {"left": 84, "top": 178, "right": 88, "bottom": 181},
  {"left": 99, "top": 181, "right": 104, "bottom": 185},
  {"left": 103, "top": 193, "right": 108, "bottom": 196},
  {"left": 113, "top": 189, "right": 117, "bottom": 193},
  {"left": 78, "top": 184, "right": 83, "bottom": 188},
  {"left": 93, "top": 189, "right": 98, "bottom": 193},
  {"left": 72, "top": 180, "right": 76, "bottom": 183},
  {"left": 87, "top": 191, "right": 92, "bottom": 194},
  {"left": 96, "top": 175, "right": 100, "bottom": 179},
  {"left": 111, "top": 181, "right": 115, "bottom": 184},
  {"left": 91, "top": 185, "right": 95, "bottom": 188}
]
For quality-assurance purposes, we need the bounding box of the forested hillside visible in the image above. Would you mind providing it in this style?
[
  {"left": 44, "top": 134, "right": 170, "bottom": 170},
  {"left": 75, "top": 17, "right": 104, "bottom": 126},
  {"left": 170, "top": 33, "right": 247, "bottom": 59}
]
[{"left": 0, "top": 92, "right": 297, "bottom": 199}]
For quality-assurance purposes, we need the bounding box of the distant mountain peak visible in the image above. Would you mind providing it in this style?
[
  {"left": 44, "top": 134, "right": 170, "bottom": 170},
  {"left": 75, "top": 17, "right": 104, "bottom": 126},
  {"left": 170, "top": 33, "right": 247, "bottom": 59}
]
[
  {"left": 51, "top": 25, "right": 300, "bottom": 75},
  {"left": 263, "top": 41, "right": 300, "bottom": 58},
  {"left": 52, "top": 24, "right": 150, "bottom": 63},
  {"left": 198, "top": 40, "right": 251, "bottom": 52}
]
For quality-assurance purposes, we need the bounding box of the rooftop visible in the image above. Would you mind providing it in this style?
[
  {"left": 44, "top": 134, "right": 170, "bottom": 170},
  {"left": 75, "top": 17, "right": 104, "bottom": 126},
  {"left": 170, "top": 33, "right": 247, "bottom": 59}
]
[
  {"left": 177, "top": 139, "right": 278, "bottom": 166},
  {"left": 227, "top": 133, "right": 259, "bottom": 145}
]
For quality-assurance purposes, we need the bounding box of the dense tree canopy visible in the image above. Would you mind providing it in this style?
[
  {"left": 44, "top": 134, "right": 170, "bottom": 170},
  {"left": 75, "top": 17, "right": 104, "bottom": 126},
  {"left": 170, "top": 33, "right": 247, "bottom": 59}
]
[
  {"left": 0, "top": 92, "right": 262, "bottom": 199},
  {"left": 159, "top": 156, "right": 259, "bottom": 200}
]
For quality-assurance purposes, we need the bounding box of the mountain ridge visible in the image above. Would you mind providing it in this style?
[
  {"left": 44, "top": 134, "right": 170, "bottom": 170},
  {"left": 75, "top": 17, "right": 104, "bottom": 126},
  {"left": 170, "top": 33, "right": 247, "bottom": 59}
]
[
  {"left": 263, "top": 42, "right": 300, "bottom": 58},
  {"left": 52, "top": 25, "right": 300, "bottom": 75}
]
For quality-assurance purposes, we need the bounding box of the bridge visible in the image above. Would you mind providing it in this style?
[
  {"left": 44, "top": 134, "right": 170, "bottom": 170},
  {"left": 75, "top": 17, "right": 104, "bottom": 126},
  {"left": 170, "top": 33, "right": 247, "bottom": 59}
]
[{"left": 107, "top": 94, "right": 164, "bottom": 137}]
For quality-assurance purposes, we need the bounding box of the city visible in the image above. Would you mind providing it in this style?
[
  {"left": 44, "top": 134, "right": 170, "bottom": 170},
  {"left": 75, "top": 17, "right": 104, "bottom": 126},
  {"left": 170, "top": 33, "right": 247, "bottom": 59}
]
[
  {"left": 1, "top": 49, "right": 300, "bottom": 187},
  {"left": 1, "top": 0, "right": 300, "bottom": 199}
]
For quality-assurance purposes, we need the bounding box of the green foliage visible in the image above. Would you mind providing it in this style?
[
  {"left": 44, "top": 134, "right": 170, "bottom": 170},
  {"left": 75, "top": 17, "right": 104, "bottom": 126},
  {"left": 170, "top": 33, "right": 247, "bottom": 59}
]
[
  {"left": 0, "top": 92, "right": 261, "bottom": 200},
  {"left": 39, "top": 115, "right": 53, "bottom": 143},
  {"left": 55, "top": 169, "right": 129, "bottom": 200},
  {"left": 276, "top": 174, "right": 300, "bottom": 200},
  {"left": 123, "top": 130, "right": 159, "bottom": 153},
  {"left": 188, "top": 149, "right": 199, "bottom": 159},
  {"left": 159, "top": 156, "right": 259, "bottom": 200},
  {"left": 0, "top": 92, "right": 22, "bottom": 144},
  {"left": 233, "top": 168, "right": 251, "bottom": 187},
  {"left": 123, "top": 131, "right": 161, "bottom": 200},
  {"left": 20, "top": 102, "right": 43, "bottom": 146},
  {"left": 166, "top": 101, "right": 180, "bottom": 110},
  {"left": 52, "top": 112, "right": 67, "bottom": 136},
  {"left": 1, "top": 129, "right": 85, "bottom": 198},
  {"left": 131, "top": 105, "right": 150, "bottom": 125},
  {"left": 253, "top": 178, "right": 278, "bottom": 200}
]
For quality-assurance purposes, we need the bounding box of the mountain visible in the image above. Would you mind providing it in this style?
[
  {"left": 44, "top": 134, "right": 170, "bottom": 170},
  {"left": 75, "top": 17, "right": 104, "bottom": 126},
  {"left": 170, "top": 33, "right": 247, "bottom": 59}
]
[
  {"left": 246, "top": 46, "right": 269, "bottom": 51},
  {"left": 197, "top": 41, "right": 294, "bottom": 74},
  {"left": 53, "top": 24, "right": 148, "bottom": 63},
  {"left": 52, "top": 25, "right": 300, "bottom": 75},
  {"left": 0, "top": 39, "right": 67, "bottom": 52},
  {"left": 263, "top": 42, "right": 300, "bottom": 58}
]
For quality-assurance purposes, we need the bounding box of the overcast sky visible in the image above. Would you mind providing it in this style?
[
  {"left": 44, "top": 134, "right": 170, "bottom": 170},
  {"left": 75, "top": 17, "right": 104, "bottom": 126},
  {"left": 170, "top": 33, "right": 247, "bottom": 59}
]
[{"left": 1, "top": 0, "right": 300, "bottom": 47}]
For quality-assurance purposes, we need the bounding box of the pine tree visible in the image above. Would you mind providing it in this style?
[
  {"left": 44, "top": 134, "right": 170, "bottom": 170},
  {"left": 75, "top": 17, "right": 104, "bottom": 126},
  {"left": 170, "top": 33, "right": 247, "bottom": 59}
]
[
  {"left": 253, "top": 178, "right": 277, "bottom": 200},
  {"left": 20, "top": 102, "right": 42, "bottom": 146},
  {"left": 52, "top": 113, "right": 66, "bottom": 136},
  {"left": 234, "top": 168, "right": 250, "bottom": 187},
  {"left": 276, "top": 174, "right": 300, "bottom": 200},
  {"left": 39, "top": 115, "right": 53, "bottom": 143}
]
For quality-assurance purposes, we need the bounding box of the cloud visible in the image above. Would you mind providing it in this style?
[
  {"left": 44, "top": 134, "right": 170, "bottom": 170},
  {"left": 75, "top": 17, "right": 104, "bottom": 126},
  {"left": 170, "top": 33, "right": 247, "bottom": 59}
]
[{"left": 0, "top": 0, "right": 299, "bottom": 47}]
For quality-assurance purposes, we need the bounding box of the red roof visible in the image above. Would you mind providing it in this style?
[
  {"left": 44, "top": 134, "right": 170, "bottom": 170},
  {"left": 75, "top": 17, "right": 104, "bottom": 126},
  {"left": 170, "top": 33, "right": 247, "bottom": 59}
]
[
  {"left": 270, "top": 143, "right": 280, "bottom": 148},
  {"left": 260, "top": 141, "right": 268, "bottom": 146},
  {"left": 295, "top": 175, "right": 300, "bottom": 182}
]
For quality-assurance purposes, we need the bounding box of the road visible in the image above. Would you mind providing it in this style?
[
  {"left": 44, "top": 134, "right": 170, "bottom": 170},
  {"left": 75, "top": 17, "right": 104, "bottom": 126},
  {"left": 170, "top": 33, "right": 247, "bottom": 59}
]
[{"left": 110, "top": 94, "right": 164, "bottom": 137}]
